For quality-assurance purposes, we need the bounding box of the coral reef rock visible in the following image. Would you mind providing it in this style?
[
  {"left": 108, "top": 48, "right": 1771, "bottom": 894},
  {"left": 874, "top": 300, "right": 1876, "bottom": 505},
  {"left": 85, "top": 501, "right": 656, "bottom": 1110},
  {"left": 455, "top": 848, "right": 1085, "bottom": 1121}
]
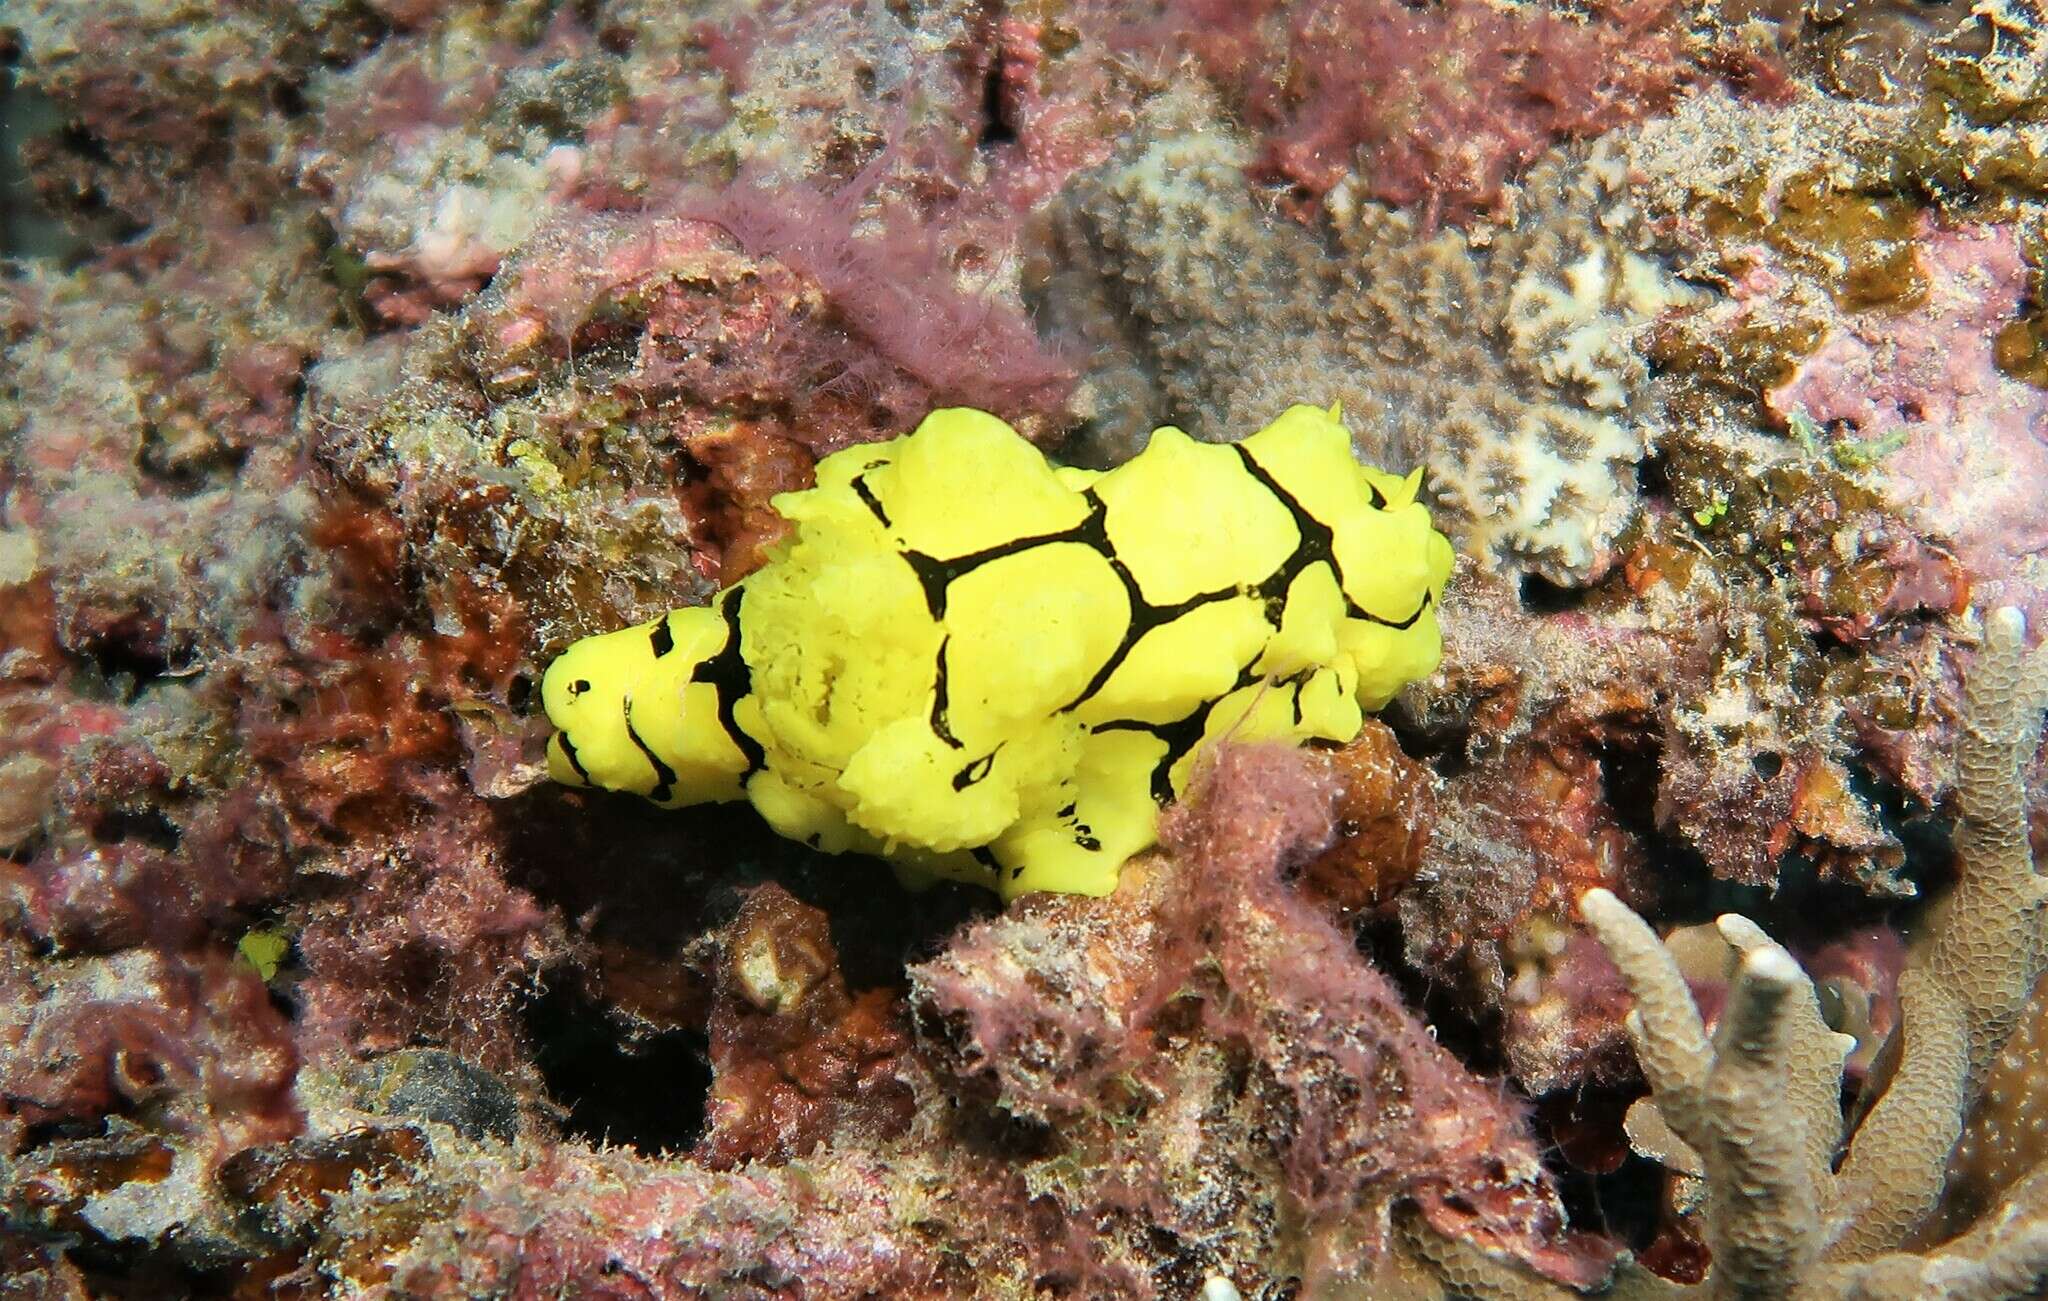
[
  {"left": 1040, "top": 106, "right": 1699, "bottom": 583},
  {"left": 6, "top": 0, "right": 2048, "bottom": 1294}
]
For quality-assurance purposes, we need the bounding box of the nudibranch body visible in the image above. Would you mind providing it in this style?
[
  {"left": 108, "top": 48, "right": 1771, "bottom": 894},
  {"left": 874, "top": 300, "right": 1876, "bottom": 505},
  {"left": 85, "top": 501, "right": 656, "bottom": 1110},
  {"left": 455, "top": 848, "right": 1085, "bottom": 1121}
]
[{"left": 542, "top": 404, "right": 1453, "bottom": 900}]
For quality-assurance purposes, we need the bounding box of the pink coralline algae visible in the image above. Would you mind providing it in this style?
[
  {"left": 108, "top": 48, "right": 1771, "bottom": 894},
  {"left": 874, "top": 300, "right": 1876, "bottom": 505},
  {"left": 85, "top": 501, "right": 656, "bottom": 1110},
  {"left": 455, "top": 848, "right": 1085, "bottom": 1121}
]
[
  {"left": 1167, "top": 0, "right": 1697, "bottom": 223},
  {"left": 9, "top": 0, "right": 2048, "bottom": 1295},
  {"left": 478, "top": 191, "right": 1070, "bottom": 454},
  {"left": 290, "top": 791, "right": 559, "bottom": 1072},
  {"left": 916, "top": 744, "right": 1615, "bottom": 1289},
  {"left": 1769, "top": 219, "right": 2048, "bottom": 628}
]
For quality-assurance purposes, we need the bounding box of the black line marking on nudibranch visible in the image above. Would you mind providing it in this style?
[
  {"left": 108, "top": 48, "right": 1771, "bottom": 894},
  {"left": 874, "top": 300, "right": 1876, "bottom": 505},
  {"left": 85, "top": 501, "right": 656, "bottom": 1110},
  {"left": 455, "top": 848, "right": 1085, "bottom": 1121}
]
[
  {"left": 624, "top": 703, "right": 678, "bottom": 803},
  {"left": 1096, "top": 662, "right": 1268, "bottom": 804},
  {"left": 965, "top": 845, "right": 1008, "bottom": 880},
  {"left": 650, "top": 619, "right": 675, "bottom": 658},
  {"left": 1232, "top": 443, "right": 1430, "bottom": 630},
  {"left": 953, "top": 750, "right": 996, "bottom": 791},
  {"left": 851, "top": 473, "right": 893, "bottom": 530},
  {"left": 848, "top": 447, "right": 1439, "bottom": 813},
  {"left": 557, "top": 732, "right": 592, "bottom": 783},
  {"left": 930, "top": 637, "right": 962, "bottom": 749},
  {"left": 691, "top": 586, "right": 766, "bottom": 775},
  {"left": 1389, "top": 589, "right": 1432, "bottom": 630},
  {"left": 883, "top": 489, "right": 1259, "bottom": 721},
  {"left": 1097, "top": 707, "right": 1212, "bottom": 805},
  {"left": 1074, "top": 828, "right": 1100, "bottom": 851},
  {"left": 1052, "top": 489, "right": 1240, "bottom": 715},
  {"left": 901, "top": 531, "right": 1075, "bottom": 622}
]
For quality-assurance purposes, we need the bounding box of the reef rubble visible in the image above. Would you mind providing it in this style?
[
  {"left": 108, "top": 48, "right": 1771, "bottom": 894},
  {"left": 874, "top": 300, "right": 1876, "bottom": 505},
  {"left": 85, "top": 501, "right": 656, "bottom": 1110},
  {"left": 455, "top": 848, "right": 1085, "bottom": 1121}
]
[{"left": 3, "top": 0, "right": 2048, "bottom": 1297}]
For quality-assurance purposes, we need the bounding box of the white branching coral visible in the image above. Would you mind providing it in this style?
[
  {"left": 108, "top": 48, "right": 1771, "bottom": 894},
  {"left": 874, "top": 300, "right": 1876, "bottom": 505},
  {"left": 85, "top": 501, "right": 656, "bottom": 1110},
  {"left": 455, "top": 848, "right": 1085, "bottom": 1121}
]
[{"left": 1394, "top": 606, "right": 2048, "bottom": 1297}]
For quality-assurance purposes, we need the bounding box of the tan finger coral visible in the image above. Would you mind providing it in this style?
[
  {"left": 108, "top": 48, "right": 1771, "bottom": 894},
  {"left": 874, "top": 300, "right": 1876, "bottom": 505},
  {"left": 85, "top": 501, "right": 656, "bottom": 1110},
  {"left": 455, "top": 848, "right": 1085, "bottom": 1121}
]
[{"left": 1391, "top": 605, "right": 2048, "bottom": 1296}]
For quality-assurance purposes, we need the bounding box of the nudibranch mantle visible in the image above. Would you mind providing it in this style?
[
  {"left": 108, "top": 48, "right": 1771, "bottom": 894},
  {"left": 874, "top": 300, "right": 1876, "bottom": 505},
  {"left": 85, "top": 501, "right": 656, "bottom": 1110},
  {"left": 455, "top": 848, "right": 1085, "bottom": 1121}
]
[{"left": 542, "top": 404, "right": 1454, "bottom": 900}]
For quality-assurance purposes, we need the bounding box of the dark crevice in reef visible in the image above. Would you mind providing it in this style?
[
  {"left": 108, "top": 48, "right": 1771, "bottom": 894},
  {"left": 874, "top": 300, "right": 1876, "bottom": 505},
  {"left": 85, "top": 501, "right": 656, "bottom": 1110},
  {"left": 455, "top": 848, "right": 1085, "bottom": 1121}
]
[
  {"left": 1635, "top": 450, "right": 1674, "bottom": 503},
  {"left": 94, "top": 805, "right": 182, "bottom": 853},
  {"left": 55, "top": 1244, "right": 222, "bottom": 1301},
  {"left": 1593, "top": 739, "right": 1661, "bottom": 846},
  {"left": 1856, "top": 757, "right": 1951, "bottom": 887},
  {"left": 1357, "top": 908, "right": 1525, "bottom": 1090},
  {"left": 1517, "top": 571, "right": 1594, "bottom": 615},
  {"left": 499, "top": 786, "right": 992, "bottom": 995},
  {"left": 67, "top": 615, "right": 184, "bottom": 703},
  {"left": 974, "top": 49, "right": 1015, "bottom": 149},
  {"left": 1593, "top": 737, "right": 1761, "bottom": 927},
  {"left": 502, "top": 784, "right": 992, "bottom": 1155},
  {"left": 1599, "top": 735, "right": 1740, "bottom": 926},
  {"left": 525, "top": 976, "right": 713, "bottom": 1156},
  {"left": 1620, "top": 739, "right": 1923, "bottom": 945},
  {"left": 1540, "top": 1085, "right": 1667, "bottom": 1251}
]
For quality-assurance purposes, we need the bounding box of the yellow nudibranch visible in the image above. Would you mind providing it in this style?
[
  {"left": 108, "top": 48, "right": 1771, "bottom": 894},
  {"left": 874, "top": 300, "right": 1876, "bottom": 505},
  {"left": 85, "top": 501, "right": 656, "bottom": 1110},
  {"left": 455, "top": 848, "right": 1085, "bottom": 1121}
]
[{"left": 541, "top": 404, "right": 1454, "bottom": 901}]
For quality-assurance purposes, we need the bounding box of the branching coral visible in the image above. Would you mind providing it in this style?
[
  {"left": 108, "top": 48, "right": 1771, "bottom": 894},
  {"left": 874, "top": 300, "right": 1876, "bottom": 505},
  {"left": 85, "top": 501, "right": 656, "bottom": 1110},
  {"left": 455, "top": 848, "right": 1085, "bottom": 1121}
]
[
  {"left": 1401, "top": 605, "right": 2048, "bottom": 1294},
  {"left": 1948, "top": 978, "right": 2048, "bottom": 1236}
]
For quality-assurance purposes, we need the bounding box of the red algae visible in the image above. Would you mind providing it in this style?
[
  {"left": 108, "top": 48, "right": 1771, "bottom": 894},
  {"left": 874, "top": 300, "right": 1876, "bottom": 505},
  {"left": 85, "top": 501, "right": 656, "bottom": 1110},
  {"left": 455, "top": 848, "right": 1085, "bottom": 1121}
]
[
  {"left": 1168, "top": 0, "right": 1695, "bottom": 224},
  {"left": 4, "top": 0, "right": 2047, "bottom": 1293}
]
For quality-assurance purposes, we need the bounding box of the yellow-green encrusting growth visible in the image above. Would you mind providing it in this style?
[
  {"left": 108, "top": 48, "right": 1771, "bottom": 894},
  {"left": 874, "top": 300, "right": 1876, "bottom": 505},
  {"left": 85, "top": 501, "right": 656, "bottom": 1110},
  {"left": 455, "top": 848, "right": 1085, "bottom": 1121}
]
[{"left": 541, "top": 404, "right": 1454, "bottom": 900}]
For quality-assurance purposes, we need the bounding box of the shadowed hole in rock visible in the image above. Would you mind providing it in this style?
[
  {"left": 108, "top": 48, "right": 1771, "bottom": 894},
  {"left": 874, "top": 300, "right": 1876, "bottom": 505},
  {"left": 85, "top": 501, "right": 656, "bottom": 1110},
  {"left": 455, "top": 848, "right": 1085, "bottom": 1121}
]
[
  {"left": 502, "top": 786, "right": 992, "bottom": 1156},
  {"left": 1853, "top": 758, "right": 1950, "bottom": 884},
  {"left": 975, "top": 53, "right": 1014, "bottom": 149},
  {"left": 1594, "top": 738, "right": 1662, "bottom": 843},
  {"left": 524, "top": 976, "right": 712, "bottom": 1156},
  {"left": 1525, "top": 1083, "right": 1675, "bottom": 1263},
  {"left": 73, "top": 623, "right": 177, "bottom": 701},
  {"left": 1518, "top": 571, "right": 1593, "bottom": 614},
  {"left": 499, "top": 787, "right": 991, "bottom": 999},
  {"left": 96, "top": 806, "right": 182, "bottom": 852},
  {"left": 1636, "top": 450, "right": 1673, "bottom": 501}
]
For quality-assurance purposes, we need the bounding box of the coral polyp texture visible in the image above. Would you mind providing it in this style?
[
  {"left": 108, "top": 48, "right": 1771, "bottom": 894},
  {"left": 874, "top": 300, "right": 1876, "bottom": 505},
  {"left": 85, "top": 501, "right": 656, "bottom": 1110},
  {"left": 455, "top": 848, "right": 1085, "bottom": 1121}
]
[
  {"left": 1038, "top": 103, "right": 1700, "bottom": 583},
  {"left": 541, "top": 403, "right": 1452, "bottom": 899},
  {"left": 6, "top": 0, "right": 2048, "bottom": 1294}
]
